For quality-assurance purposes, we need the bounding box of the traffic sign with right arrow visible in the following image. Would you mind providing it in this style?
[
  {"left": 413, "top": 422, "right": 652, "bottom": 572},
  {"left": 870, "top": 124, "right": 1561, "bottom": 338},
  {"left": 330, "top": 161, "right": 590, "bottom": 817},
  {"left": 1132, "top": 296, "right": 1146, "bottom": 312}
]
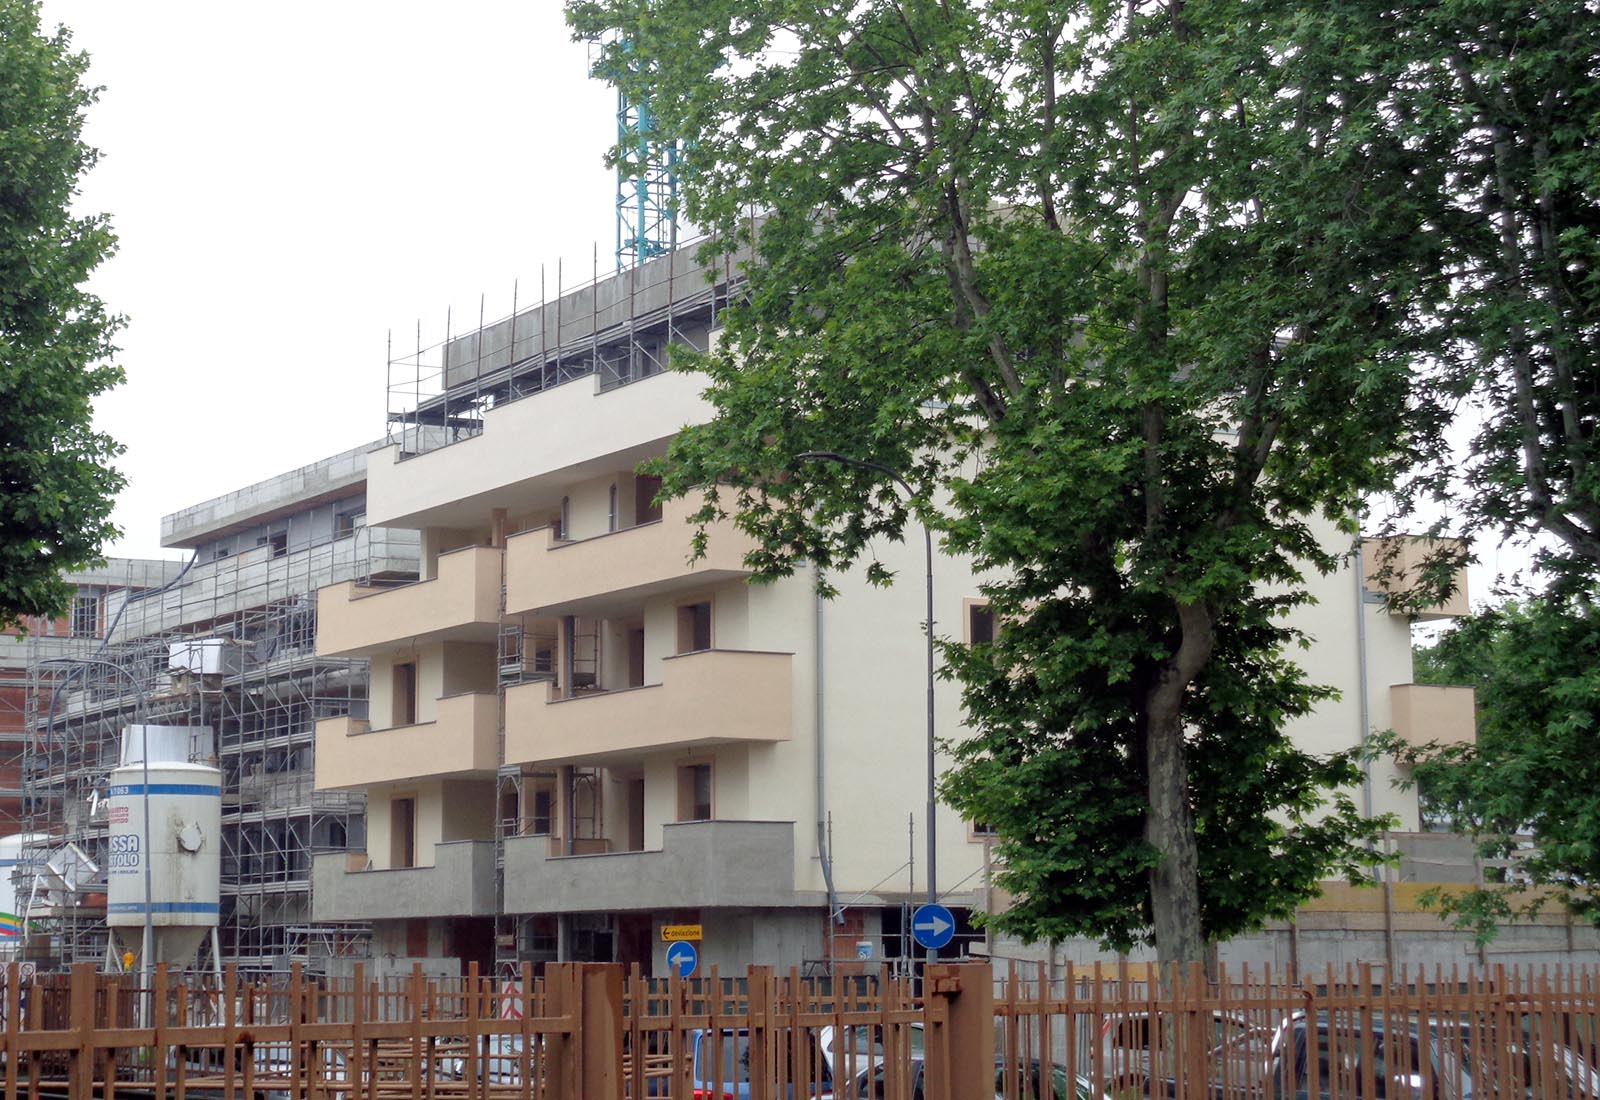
[{"left": 910, "top": 903, "right": 956, "bottom": 951}]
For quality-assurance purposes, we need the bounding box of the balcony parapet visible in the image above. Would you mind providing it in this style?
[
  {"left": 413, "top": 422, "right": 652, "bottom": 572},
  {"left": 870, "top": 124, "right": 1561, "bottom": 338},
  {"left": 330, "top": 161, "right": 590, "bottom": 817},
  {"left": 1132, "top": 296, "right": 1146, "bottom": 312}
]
[
  {"left": 505, "top": 494, "right": 754, "bottom": 618},
  {"left": 317, "top": 544, "right": 500, "bottom": 657},
  {"left": 502, "top": 820, "right": 799, "bottom": 913},
  {"left": 1362, "top": 537, "right": 1469, "bottom": 620},
  {"left": 1390, "top": 683, "right": 1477, "bottom": 748},
  {"left": 311, "top": 840, "right": 496, "bottom": 921},
  {"left": 504, "top": 649, "right": 792, "bottom": 766},
  {"left": 314, "top": 692, "right": 499, "bottom": 790}
]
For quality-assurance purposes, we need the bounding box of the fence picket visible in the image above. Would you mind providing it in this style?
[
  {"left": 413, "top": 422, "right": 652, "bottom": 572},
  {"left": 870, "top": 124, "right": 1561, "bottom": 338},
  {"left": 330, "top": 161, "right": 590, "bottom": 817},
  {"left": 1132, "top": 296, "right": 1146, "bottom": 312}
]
[{"left": 2, "top": 957, "right": 1599, "bottom": 1100}]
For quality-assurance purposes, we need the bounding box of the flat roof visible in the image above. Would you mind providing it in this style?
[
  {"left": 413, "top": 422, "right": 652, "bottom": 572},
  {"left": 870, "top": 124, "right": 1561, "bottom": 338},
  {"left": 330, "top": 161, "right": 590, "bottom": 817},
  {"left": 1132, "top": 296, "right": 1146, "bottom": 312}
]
[{"left": 159, "top": 440, "right": 383, "bottom": 549}]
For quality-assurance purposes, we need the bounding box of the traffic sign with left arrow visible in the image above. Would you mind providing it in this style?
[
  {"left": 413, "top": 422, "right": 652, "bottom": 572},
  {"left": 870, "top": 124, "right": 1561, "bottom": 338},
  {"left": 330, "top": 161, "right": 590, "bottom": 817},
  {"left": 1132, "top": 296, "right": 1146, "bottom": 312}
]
[{"left": 666, "top": 939, "right": 699, "bottom": 978}]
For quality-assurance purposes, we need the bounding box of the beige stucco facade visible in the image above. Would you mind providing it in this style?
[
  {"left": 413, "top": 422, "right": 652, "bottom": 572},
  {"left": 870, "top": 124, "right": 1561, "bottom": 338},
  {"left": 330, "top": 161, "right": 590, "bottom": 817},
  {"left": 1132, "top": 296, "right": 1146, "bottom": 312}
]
[
  {"left": 317, "top": 544, "right": 501, "bottom": 657},
  {"left": 315, "top": 690, "right": 500, "bottom": 791},
  {"left": 313, "top": 351, "right": 1473, "bottom": 974}
]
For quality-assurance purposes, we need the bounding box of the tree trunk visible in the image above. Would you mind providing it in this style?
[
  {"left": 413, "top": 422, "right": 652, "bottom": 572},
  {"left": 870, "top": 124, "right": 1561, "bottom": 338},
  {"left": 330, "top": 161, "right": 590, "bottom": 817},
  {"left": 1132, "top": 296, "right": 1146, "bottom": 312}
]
[
  {"left": 1143, "top": 600, "right": 1214, "bottom": 969},
  {"left": 1144, "top": 692, "right": 1206, "bottom": 969}
]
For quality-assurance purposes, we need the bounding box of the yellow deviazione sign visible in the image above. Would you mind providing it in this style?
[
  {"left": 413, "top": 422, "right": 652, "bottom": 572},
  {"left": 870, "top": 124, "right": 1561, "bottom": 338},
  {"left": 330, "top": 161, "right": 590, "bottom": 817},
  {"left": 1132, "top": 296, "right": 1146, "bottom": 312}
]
[{"left": 660, "top": 924, "right": 703, "bottom": 942}]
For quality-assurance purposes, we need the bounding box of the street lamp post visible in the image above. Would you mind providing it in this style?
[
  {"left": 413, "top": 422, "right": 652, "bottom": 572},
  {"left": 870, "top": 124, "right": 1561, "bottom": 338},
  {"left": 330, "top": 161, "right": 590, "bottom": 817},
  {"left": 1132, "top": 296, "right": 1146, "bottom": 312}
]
[{"left": 796, "top": 452, "right": 938, "bottom": 963}]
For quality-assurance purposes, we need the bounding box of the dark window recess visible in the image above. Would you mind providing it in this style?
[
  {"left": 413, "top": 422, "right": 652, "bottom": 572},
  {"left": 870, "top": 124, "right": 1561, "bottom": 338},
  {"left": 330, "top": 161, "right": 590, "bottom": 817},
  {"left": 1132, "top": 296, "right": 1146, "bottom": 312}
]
[
  {"left": 635, "top": 475, "right": 663, "bottom": 524},
  {"left": 679, "top": 763, "right": 713, "bottom": 822},
  {"left": 393, "top": 661, "right": 418, "bottom": 726},
  {"left": 529, "top": 787, "right": 554, "bottom": 835},
  {"left": 968, "top": 603, "right": 995, "bottom": 645},
  {"left": 677, "top": 602, "right": 712, "bottom": 653},
  {"left": 391, "top": 797, "right": 417, "bottom": 869},
  {"left": 627, "top": 628, "right": 645, "bottom": 687}
]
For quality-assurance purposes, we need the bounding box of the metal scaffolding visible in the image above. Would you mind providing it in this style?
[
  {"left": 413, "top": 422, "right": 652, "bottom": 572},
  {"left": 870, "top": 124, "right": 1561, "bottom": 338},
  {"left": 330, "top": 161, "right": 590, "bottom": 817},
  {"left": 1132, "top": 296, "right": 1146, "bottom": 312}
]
[
  {"left": 20, "top": 507, "right": 418, "bottom": 977},
  {"left": 386, "top": 231, "right": 742, "bottom": 460}
]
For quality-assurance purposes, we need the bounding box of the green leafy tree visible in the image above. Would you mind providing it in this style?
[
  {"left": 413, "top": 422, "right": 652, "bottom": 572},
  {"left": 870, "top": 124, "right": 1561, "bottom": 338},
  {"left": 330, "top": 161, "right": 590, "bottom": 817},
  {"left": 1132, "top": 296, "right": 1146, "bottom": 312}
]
[
  {"left": 0, "top": 0, "right": 124, "bottom": 633},
  {"left": 568, "top": 0, "right": 1440, "bottom": 964},
  {"left": 1384, "top": 597, "right": 1600, "bottom": 943},
  {"left": 1388, "top": 1, "right": 1600, "bottom": 579}
]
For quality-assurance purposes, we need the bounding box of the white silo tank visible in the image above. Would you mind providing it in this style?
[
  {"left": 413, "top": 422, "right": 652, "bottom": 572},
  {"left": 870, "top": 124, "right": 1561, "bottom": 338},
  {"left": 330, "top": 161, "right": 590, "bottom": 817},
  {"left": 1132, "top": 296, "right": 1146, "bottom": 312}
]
[{"left": 105, "top": 760, "right": 221, "bottom": 969}]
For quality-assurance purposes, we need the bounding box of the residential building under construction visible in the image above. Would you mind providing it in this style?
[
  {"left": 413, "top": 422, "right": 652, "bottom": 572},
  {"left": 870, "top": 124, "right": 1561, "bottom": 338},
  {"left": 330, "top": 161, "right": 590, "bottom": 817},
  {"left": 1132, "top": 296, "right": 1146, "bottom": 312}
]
[
  {"left": 310, "top": 242, "right": 1539, "bottom": 976},
  {"left": 18, "top": 443, "right": 418, "bottom": 974}
]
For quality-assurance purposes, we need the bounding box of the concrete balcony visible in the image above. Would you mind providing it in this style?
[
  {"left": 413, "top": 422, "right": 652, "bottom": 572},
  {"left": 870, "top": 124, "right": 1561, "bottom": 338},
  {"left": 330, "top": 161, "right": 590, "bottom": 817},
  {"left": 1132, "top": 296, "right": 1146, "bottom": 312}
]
[
  {"left": 1391, "top": 683, "right": 1477, "bottom": 748},
  {"left": 314, "top": 693, "right": 499, "bottom": 790},
  {"left": 503, "top": 649, "right": 792, "bottom": 766},
  {"left": 504, "top": 495, "right": 755, "bottom": 618},
  {"left": 316, "top": 545, "right": 501, "bottom": 657},
  {"left": 1362, "top": 537, "right": 1469, "bottom": 620},
  {"left": 503, "top": 820, "right": 797, "bottom": 913},
  {"left": 312, "top": 840, "right": 496, "bottom": 922}
]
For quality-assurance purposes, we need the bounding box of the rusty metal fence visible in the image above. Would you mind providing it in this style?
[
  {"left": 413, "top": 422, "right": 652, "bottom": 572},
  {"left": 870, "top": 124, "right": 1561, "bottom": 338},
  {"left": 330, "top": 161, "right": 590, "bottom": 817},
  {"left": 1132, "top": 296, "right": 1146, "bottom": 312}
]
[{"left": 1, "top": 959, "right": 1598, "bottom": 1100}]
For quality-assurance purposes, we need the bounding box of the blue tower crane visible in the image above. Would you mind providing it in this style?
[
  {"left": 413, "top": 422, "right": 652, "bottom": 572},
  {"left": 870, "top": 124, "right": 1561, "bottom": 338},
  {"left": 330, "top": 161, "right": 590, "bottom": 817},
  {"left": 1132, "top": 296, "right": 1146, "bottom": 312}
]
[{"left": 613, "top": 42, "right": 679, "bottom": 271}]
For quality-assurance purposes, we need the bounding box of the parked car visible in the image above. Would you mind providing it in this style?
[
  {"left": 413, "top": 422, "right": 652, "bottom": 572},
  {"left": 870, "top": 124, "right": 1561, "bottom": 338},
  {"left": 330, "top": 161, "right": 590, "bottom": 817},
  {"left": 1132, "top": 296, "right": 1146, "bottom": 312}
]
[
  {"left": 443, "top": 1033, "right": 533, "bottom": 1087},
  {"left": 1453, "top": 1018, "right": 1597, "bottom": 1100},
  {"left": 1104, "top": 1011, "right": 1472, "bottom": 1100},
  {"left": 856, "top": 1055, "right": 1109, "bottom": 1100},
  {"left": 1263, "top": 1014, "right": 1472, "bottom": 1100},
  {"left": 444, "top": 1027, "right": 835, "bottom": 1098},
  {"left": 1099, "top": 1010, "right": 1285, "bottom": 1095},
  {"left": 819, "top": 1021, "right": 923, "bottom": 1087}
]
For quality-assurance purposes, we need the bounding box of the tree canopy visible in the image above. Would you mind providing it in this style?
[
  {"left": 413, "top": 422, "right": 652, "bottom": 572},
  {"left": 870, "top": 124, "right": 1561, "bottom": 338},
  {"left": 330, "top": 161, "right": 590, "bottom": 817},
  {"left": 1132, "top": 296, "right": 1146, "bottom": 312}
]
[
  {"left": 1406, "top": 0, "right": 1600, "bottom": 581},
  {"left": 1383, "top": 595, "right": 1600, "bottom": 943},
  {"left": 0, "top": 0, "right": 124, "bottom": 633},
  {"left": 569, "top": 0, "right": 1451, "bottom": 964}
]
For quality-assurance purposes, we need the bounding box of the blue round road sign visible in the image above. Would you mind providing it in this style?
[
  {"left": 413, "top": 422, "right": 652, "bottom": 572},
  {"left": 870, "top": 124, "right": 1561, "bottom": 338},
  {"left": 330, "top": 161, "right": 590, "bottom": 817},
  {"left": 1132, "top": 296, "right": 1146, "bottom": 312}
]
[
  {"left": 911, "top": 903, "right": 956, "bottom": 951},
  {"left": 666, "top": 939, "right": 699, "bottom": 978}
]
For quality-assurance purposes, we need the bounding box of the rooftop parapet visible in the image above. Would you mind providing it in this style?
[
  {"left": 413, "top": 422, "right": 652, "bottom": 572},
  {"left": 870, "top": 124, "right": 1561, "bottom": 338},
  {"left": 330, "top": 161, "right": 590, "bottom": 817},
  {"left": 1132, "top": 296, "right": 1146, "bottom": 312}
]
[
  {"left": 386, "top": 237, "right": 748, "bottom": 462},
  {"left": 160, "top": 441, "right": 384, "bottom": 550}
]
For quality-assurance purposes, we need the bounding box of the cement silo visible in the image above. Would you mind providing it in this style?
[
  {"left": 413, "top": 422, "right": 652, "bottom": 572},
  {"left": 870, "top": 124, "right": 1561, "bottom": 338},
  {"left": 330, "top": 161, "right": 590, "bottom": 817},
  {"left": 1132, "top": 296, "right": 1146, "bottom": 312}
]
[{"left": 106, "top": 726, "right": 220, "bottom": 969}]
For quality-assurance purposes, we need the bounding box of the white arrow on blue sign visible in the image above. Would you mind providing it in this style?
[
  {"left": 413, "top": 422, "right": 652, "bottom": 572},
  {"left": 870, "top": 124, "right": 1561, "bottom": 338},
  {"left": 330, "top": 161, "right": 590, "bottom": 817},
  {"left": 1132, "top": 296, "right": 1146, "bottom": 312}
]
[
  {"left": 911, "top": 903, "right": 956, "bottom": 951},
  {"left": 666, "top": 939, "right": 699, "bottom": 978}
]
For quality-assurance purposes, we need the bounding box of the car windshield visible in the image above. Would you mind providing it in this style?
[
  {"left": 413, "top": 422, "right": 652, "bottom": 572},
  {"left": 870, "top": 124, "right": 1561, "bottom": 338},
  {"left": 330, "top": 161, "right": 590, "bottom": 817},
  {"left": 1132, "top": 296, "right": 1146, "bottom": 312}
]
[
  {"left": 839, "top": 1024, "right": 926, "bottom": 1059},
  {"left": 994, "top": 1061, "right": 1087, "bottom": 1100},
  {"left": 695, "top": 1032, "right": 753, "bottom": 1085}
]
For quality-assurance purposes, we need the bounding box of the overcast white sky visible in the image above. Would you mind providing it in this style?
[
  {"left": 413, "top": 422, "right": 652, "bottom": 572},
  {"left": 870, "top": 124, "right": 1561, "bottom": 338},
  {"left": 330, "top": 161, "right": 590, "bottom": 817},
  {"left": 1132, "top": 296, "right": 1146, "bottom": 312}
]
[
  {"left": 40, "top": 1, "right": 1531, "bottom": 609},
  {"left": 42, "top": 1, "right": 618, "bottom": 560}
]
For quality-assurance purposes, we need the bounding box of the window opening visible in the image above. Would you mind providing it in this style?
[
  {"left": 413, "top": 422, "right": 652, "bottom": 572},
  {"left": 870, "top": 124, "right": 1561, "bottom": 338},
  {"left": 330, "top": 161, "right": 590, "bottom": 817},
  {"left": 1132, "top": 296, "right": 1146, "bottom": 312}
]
[
  {"left": 968, "top": 602, "right": 995, "bottom": 645},
  {"left": 677, "top": 601, "right": 712, "bottom": 653},
  {"left": 70, "top": 593, "right": 100, "bottom": 639},
  {"left": 635, "top": 475, "right": 663, "bottom": 524},
  {"left": 390, "top": 797, "right": 417, "bottom": 868},
  {"left": 393, "top": 660, "right": 418, "bottom": 726},
  {"left": 677, "top": 762, "right": 713, "bottom": 822}
]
